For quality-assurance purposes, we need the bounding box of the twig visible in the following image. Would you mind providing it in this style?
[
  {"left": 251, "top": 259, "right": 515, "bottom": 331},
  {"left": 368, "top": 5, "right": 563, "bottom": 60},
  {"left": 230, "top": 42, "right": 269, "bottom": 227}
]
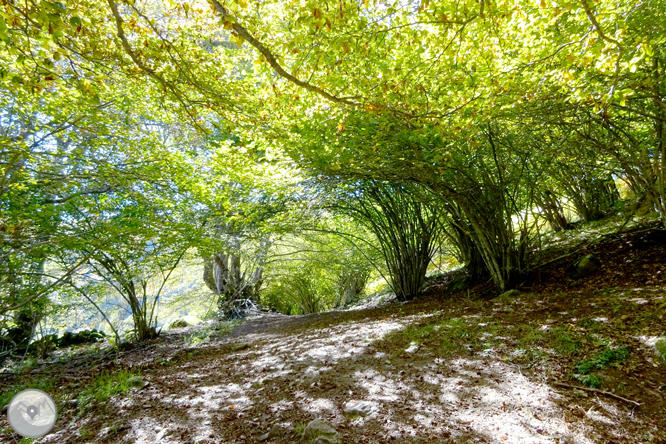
[
  {"left": 553, "top": 382, "right": 642, "bottom": 407},
  {"left": 537, "top": 249, "right": 584, "bottom": 269}
]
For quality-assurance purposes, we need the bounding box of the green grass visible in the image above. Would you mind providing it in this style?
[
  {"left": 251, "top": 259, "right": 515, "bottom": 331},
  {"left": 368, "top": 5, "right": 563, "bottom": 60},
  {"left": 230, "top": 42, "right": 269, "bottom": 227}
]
[
  {"left": 186, "top": 320, "right": 241, "bottom": 346},
  {"left": 578, "top": 318, "right": 606, "bottom": 334},
  {"left": 217, "top": 319, "right": 242, "bottom": 335},
  {"left": 186, "top": 327, "right": 213, "bottom": 346},
  {"left": 518, "top": 326, "right": 546, "bottom": 346},
  {"left": 655, "top": 336, "right": 666, "bottom": 363},
  {"left": 295, "top": 421, "right": 307, "bottom": 436},
  {"left": 548, "top": 327, "right": 583, "bottom": 355},
  {"left": 79, "top": 427, "right": 95, "bottom": 440},
  {"left": 0, "top": 377, "right": 56, "bottom": 409},
  {"left": 571, "top": 346, "right": 630, "bottom": 388},
  {"left": 77, "top": 369, "right": 142, "bottom": 414},
  {"left": 383, "top": 317, "right": 502, "bottom": 356},
  {"left": 575, "top": 346, "right": 630, "bottom": 374}
]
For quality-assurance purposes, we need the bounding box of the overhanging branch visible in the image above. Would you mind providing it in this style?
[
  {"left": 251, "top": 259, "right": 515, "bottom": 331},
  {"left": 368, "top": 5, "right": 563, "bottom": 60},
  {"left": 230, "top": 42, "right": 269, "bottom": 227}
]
[{"left": 209, "top": 0, "right": 359, "bottom": 106}]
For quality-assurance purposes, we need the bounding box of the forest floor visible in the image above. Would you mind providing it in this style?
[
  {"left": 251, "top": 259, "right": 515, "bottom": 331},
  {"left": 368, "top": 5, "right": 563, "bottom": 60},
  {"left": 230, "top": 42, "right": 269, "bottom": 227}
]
[{"left": 2, "top": 226, "right": 666, "bottom": 444}]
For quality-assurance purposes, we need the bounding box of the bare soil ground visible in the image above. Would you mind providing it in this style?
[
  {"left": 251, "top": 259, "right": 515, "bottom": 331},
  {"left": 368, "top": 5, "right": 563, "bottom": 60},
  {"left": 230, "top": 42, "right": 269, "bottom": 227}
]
[{"left": 2, "top": 227, "right": 666, "bottom": 444}]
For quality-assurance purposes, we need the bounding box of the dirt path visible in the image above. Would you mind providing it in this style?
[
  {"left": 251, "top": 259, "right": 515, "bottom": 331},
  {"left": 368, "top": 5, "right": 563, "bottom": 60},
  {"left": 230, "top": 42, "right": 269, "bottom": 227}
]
[
  {"left": 10, "top": 228, "right": 666, "bottom": 444},
  {"left": 35, "top": 295, "right": 665, "bottom": 444}
]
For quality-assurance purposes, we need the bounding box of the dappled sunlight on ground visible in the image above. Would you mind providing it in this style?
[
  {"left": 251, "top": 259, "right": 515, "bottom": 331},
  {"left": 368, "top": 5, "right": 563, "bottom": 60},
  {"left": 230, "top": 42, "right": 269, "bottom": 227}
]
[
  {"left": 24, "top": 226, "right": 666, "bottom": 444},
  {"left": 36, "top": 294, "right": 666, "bottom": 444},
  {"left": 41, "top": 309, "right": 635, "bottom": 444}
]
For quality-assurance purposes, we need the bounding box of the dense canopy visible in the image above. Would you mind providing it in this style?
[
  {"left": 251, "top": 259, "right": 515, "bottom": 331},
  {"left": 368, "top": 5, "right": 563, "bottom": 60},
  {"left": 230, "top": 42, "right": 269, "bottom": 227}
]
[{"left": 1, "top": 0, "right": 664, "bottom": 342}]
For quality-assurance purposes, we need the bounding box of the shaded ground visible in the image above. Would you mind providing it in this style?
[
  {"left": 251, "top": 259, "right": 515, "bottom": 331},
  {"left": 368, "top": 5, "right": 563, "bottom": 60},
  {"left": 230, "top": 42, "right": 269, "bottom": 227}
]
[{"left": 2, "top": 228, "right": 666, "bottom": 443}]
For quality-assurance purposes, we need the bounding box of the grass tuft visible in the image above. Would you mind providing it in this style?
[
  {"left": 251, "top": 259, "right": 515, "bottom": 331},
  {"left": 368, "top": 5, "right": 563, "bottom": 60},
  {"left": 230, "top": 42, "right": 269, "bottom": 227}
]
[
  {"left": 186, "top": 320, "right": 241, "bottom": 347},
  {"left": 655, "top": 336, "right": 666, "bottom": 363},
  {"left": 575, "top": 346, "right": 630, "bottom": 374},
  {"left": 0, "top": 377, "right": 56, "bottom": 409},
  {"left": 573, "top": 373, "right": 603, "bottom": 388},
  {"left": 548, "top": 327, "right": 582, "bottom": 355},
  {"left": 77, "top": 369, "right": 142, "bottom": 414},
  {"left": 295, "top": 421, "right": 307, "bottom": 436}
]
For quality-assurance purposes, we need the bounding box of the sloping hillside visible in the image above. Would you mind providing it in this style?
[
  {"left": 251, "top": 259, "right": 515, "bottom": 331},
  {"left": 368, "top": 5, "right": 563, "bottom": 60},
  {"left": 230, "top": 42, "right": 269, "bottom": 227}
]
[{"left": 2, "top": 227, "right": 666, "bottom": 444}]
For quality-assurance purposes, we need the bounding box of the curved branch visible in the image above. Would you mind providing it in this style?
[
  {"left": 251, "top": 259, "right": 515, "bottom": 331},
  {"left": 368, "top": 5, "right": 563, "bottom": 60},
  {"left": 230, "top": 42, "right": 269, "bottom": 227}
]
[
  {"left": 579, "top": 0, "right": 624, "bottom": 99},
  {"left": 107, "top": 0, "right": 201, "bottom": 125},
  {"left": 209, "top": 0, "right": 358, "bottom": 106},
  {"left": 579, "top": 0, "right": 623, "bottom": 48}
]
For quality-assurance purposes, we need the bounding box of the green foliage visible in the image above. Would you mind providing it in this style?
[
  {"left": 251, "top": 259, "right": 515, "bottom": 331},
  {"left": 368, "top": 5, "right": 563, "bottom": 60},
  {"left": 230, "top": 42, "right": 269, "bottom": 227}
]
[
  {"left": 548, "top": 327, "right": 583, "bottom": 356},
  {"left": 78, "top": 370, "right": 142, "bottom": 413},
  {"left": 656, "top": 337, "right": 666, "bottom": 363},
  {"left": 286, "top": 272, "right": 325, "bottom": 315},
  {"left": 0, "top": 377, "right": 55, "bottom": 409},
  {"left": 261, "top": 221, "right": 380, "bottom": 315},
  {"left": 1, "top": 0, "right": 665, "bottom": 338},
  {"left": 570, "top": 346, "right": 630, "bottom": 388},
  {"left": 518, "top": 327, "right": 547, "bottom": 347},
  {"left": 575, "top": 347, "right": 630, "bottom": 374},
  {"left": 573, "top": 373, "right": 604, "bottom": 389}
]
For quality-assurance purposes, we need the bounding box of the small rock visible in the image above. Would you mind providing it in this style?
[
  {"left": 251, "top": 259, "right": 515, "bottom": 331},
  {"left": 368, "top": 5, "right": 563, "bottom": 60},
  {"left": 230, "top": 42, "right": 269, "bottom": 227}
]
[
  {"left": 568, "top": 254, "right": 600, "bottom": 279},
  {"left": 231, "top": 342, "right": 250, "bottom": 352},
  {"left": 302, "top": 418, "right": 342, "bottom": 444},
  {"left": 156, "top": 428, "right": 175, "bottom": 440},
  {"left": 343, "top": 400, "right": 378, "bottom": 417},
  {"left": 169, "top": 319, "right": 188, "bottom": 329},
  {"left": 405, "top": 342, "right": 419, "bottom": 354}
]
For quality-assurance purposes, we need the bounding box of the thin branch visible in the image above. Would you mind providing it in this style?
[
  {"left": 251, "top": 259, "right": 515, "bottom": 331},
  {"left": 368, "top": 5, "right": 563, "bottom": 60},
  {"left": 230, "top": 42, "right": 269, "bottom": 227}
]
[
  {"left": 553, "top": 382, "right": 642, "bottom": 407},
  {"left": 0, "top": 254, "right": 92, "bottom": 315},
  {"left": 106, "top": 0, "right": 201, "bottom": 125},
  {"left": 209, "top": 0, "right": 358, "bottom": 106},
  {"left": 579, "top": 0, "right": 623, "bottom": 99},
  {"left": 41, "top": 185, "right": 113, "bottom": 204},
  {"left": 68, "top": 283, "right": 121, "bottom": 346}
]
